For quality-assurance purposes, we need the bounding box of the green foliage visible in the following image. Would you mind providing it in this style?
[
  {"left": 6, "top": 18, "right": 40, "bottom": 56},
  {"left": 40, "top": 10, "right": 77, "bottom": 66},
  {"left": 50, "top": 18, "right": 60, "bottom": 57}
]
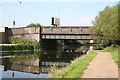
[
  {"left": 91, "top": 4, "right": 120, "bottom": 44},
  {"left": 31, "top": 41, "right": 41, "bottom": 50},
  {"left": 111, "top": 50, "right": 118, "bottom": 65},
  {"left": 111, "top": 44, "right": 119, "bottom": 48},
  {"left": 9, "top": 36, "right": 33, "bottom": 44},
  {"left": 2, "top": 51, "right": 34, "bottom": 56},
  {"left": 102, "top": 47, "right": 114, "bottom": 52},
  {"left": 102, "top": 44, "right": 118, "bottom": 52},
  {"left": 27, "top": 23, "right": 42, "bottom": 27},
  {"left": 94, "top": 44, "right": 104, "bottom": 50},
  {"left": 82, "top": 40, "right": 89, "bottom": 45},
  {"left": 3, "top": 36, "right": 41, "bottom": 52},
  {"left": 9, "top": 51, "right": 40, "bottom": 62},
  {"left": 2, "top": 44, "right": 34, "bottom": 51},
  {"left": 2, "top": 43, "right": 41, "bottom": 52},
  {"left": 19, "top": 33, "right": 25, "bottom": 36},
  {"left": 49, "top": 51, "right": 97, "bottom": 78}
]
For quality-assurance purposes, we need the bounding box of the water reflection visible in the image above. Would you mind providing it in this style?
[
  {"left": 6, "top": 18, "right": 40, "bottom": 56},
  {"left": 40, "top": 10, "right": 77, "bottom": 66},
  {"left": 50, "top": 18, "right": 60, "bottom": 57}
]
[
  {"left": 1, "top": 50, "right": 85, "bottom": 74},
  {"left": 1, "top": 67, "right": 49, "bottom": 79},
  {"left": 1, "top": 40, "right": 90, "bottom": 78}
]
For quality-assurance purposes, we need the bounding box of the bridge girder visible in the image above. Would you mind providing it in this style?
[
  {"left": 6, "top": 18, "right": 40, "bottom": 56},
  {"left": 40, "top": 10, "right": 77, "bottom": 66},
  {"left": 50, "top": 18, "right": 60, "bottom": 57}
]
[{"left": 41, "top": 34, "right": 93, "bottom": 40}]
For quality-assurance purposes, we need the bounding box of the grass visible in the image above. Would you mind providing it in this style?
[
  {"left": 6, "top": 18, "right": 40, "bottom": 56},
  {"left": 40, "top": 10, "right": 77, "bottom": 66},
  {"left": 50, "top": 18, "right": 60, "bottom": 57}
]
[
  {"left": 102, "top": 47, "right": 115, "bottom": 52},
  {"left": 48, "top": 51, "right": 97, "bottom": 79},
  {"left": 111, "top": 50, "right": 118, "bottom": 64}
]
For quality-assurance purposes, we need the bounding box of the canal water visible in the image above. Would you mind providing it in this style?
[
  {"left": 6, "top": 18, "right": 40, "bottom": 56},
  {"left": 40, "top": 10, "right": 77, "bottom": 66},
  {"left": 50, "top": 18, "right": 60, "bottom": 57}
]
[{"left": 0, "top": 40, "right": 90, "bottom": 79}]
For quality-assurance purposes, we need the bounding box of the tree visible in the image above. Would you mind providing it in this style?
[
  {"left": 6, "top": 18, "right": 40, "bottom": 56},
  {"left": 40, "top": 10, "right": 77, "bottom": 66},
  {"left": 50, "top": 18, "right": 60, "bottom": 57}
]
[
  {"left": 27, "top": 23, "right": 42, "bottom": 27},
  {"left": 91, "top": 4, "right": 120, "bottom": 45}
]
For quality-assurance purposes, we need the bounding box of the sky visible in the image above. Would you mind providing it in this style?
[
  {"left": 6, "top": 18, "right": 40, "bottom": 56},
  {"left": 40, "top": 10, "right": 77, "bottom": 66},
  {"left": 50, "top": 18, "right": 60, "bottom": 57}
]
[{"left": 0, "top": 0, "right": 118, "bottom": 27}]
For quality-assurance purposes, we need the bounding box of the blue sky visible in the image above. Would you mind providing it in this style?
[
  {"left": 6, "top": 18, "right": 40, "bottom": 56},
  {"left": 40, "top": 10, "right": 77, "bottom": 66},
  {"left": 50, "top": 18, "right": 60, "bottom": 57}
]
[{"left": 0, "top": 1, "right": 118, "bottom": 27}]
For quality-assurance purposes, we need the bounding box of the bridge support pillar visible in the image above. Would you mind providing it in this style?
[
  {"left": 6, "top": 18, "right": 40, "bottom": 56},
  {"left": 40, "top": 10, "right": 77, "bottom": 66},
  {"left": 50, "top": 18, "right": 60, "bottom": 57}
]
[
  {"left": 61, "top": 40, "right": 65, "bottom": 45},
  {"left": 90, "top": 40, "right": 94, "bottom": 44},
  {"left": 5, "top": 27, "right": 9, "bottom": 44},
  {"left": 90, "top": 40, "right": 94, "bottom": 51},
  {"left": 90, "top": 46, "right": 94, "bottom": 51}
]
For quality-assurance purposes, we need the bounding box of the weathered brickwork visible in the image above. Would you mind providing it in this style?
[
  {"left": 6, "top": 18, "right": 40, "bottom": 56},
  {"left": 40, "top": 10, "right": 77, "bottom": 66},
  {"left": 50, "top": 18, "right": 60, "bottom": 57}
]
[
  {"left": 2, "top": 26, "right": 92, "bottom": 43},
  {"left": 5, "top": 27, "right": 41, "bottom": 43},
  {"left": 42, "top": 26, "right": 90, "bottom": 34},
  {"left": 0, "top": 32, "right": 6, "bottom": 44}
]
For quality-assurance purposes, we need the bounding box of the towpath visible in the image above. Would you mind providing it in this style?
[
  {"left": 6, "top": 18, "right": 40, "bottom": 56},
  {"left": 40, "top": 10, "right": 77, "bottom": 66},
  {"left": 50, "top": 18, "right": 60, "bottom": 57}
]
[{"left": 81, "top": 50, "right": 118, "bottom": 78}]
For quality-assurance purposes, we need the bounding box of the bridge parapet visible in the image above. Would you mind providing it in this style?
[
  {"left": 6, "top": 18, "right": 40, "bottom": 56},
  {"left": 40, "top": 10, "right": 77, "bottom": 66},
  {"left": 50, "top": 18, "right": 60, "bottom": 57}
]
[
  {"left": 41, "top": 26, "right": 91, "bottom": 34},
  {"left": 6, "top": 27, "right": 41, "bottom": 42},
  {"left": 7, "top": 27, "right": 40, "bottom": 35}
]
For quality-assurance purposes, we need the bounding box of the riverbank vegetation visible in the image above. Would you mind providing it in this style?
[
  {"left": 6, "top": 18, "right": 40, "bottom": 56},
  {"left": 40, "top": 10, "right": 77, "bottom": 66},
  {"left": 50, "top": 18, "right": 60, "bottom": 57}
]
[
  {"left": 91, "top": 3, "right": 120, "bottom": 68},
  {"left": 91, "top": 4, "right": 120, "bottom": 46},
  {"left": 0, "top": 36, "right": 41, "bottom": 54},
  {"left": 1, "top": 43, "right": 41, "bottom": 52},
  {"left": 1, "top": 36, "right": 94, "bottom": 78},
  {"left": 2, "top": 44, "right": 34, "bottom": 52},
  {"left": 9, "top": 51, "right": 41, "bottom": 62},
  {"left": 9, "top": 36, "right": 33, "bottom": 44},
  {"left": 49, "top": 51, "right": 97, "bottom": 78},
  {"left": 2, "top": 37, "right": 87, "bottom": 57}
]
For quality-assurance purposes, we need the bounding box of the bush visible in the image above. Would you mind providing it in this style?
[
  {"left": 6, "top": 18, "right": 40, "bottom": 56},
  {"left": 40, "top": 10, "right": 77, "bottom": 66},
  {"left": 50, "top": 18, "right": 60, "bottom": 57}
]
[
  {"left": 94, "top": 44, "right": 103, "bottom": 50},
  {"left": 27, "top": 23, "right": 42, "bottom": 27},
  {"left": 31, "top": 41, "right": 41, "bottom": 50},
  {"left": 1, "top": 36, "right": 41, "bottom": 52},
  {"left": 2, "top": 51, "right": 34, "bottom": 56},
  {"left": 9, "top": 36, "right": 33, "bottom": 44},
  {"left": 111, "top": 44, "right": 118, "bottom": 49},
  {"left": 3, "top": 36, "right": 41, "bottom": 51},
  {"left": 2, "top": 44, "right": 34, "bottom": 51}
]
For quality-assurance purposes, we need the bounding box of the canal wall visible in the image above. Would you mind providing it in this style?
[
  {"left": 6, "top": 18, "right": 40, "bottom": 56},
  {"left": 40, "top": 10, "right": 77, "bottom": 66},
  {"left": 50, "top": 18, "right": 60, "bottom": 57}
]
[
  {"left": 5, "top": 27, "right": 41, "bottom": 43},
  {"left": 0, "top": 32, "right": 6, "bottom": 44}
]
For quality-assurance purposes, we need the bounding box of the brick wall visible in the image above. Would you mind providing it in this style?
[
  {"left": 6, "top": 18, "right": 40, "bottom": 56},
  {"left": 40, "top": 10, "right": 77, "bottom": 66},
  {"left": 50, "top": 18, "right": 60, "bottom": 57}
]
[
  {"left": 0, "top": 32, "right": 6, "bottom": 44},
  {"left": 6, "top": 27, "right": 41, "bottom": 42}
]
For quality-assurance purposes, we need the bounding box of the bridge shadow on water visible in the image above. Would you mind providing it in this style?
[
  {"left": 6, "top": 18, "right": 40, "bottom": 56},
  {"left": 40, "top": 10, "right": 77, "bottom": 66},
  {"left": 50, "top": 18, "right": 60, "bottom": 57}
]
[{"left": 1, "top": 40, "right": 90, "bottom": 78}]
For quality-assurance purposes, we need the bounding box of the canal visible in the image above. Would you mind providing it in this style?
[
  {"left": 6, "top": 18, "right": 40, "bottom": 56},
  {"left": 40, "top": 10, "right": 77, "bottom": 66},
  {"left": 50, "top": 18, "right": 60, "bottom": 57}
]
[{"left": 0, "top": 40, "right": 90, "bottom": 79}]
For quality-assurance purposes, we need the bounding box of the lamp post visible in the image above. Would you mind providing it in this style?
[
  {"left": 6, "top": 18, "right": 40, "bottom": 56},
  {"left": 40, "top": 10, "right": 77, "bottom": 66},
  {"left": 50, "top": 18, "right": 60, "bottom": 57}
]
[{"left": 13, "top": 0, "right": 22, "bottom": 28}]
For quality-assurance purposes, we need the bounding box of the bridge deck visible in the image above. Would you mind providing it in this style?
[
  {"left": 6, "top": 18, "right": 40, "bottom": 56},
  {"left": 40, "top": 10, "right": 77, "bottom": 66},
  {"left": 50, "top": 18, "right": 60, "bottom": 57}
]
[
  {"left": 41, "top": 34, "right": 93, "bottom": 40},
  {"left": 4, "top": 26, "right": 93, "bottom": 43},
  {"left": 41, "top": 27, "right": 91, "bottom": 34},
  {"left": 41, "top": 26, "right": 93, "bottom": 40}
]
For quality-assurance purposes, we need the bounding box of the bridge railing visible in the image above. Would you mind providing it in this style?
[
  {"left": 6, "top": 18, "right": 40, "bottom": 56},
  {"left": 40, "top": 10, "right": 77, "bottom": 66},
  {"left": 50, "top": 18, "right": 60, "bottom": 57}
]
[
  {"left": 41, "top": 27, "right": 90, "bottom": 34},
  {"left": 7, "top": 27, "right": 40, "bottom": 35}
]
